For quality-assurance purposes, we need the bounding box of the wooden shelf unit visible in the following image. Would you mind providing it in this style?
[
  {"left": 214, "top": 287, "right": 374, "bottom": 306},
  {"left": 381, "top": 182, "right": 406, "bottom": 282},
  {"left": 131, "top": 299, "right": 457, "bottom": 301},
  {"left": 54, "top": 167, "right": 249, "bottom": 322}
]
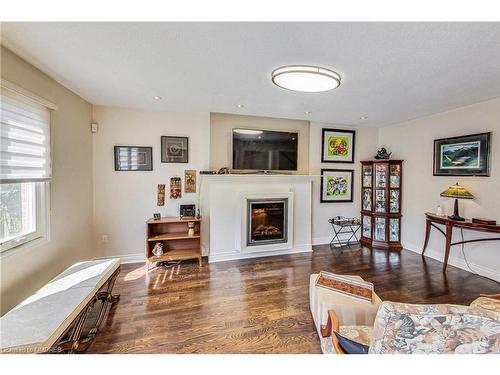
[{"left": 146, "top": 217, "right": 202, "bottom": 268}]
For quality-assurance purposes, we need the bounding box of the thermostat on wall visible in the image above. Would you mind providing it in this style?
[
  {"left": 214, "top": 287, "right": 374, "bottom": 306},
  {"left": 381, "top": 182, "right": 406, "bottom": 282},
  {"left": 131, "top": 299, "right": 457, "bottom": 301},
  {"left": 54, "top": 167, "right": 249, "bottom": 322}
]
[{"left": 90, "top": 123, "right": 98, "bottom": 133}]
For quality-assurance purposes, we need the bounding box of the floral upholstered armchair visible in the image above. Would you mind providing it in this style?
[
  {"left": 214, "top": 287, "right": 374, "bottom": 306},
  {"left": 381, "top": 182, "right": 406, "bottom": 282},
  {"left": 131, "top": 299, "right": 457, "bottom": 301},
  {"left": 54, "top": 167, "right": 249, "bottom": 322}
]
[{"left": 321, "top": 294, "right": 500, "bottom": 354}]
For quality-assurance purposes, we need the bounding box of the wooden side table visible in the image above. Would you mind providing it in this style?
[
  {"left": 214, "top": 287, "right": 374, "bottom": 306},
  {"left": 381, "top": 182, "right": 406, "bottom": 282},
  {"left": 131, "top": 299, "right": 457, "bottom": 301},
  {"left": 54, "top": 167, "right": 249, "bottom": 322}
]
[{"left": 422, "top": 213, "right": 500, "bottom": 272}]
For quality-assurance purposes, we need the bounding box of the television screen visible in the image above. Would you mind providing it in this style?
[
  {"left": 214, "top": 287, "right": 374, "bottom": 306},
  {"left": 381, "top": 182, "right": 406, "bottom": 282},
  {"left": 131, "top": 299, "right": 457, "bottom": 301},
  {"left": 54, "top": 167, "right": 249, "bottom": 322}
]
[{"left": 232, "top": 129, "right": 298, "bottom": 171}]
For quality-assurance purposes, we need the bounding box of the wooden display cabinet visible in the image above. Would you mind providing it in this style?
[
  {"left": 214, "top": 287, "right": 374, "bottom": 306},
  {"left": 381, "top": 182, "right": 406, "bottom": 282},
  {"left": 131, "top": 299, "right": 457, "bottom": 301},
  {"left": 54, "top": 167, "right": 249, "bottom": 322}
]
[
  {"left": 146, "top": 217, "right": 202, "bottom": 269},
  {"left": 360, "top": 160, "right": 403, "bottom": 250}
]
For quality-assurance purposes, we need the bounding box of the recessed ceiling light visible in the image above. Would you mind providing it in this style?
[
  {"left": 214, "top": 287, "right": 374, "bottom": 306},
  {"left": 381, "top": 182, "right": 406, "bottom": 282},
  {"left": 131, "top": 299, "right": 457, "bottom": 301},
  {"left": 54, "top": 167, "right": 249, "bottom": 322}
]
[
  {"left": 153, "top": 96, "right": 162, "bottom": 100},
  {"left": 360, "top": 116, "right": 368, "bottom": 120},
  {"left": 304, "top": 111, "right": 311, "bottom": 115},
  {"left": 271, "top": 65, "right": 341, "bottom": 92},
  {"left": 237, "top": 104, "right": 244, "bottom": 108}
]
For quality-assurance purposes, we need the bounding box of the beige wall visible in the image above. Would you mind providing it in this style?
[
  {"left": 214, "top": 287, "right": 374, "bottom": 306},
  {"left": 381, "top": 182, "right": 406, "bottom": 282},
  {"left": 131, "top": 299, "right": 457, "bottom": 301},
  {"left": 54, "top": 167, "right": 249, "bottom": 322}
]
[
  {"left": 92, "top": 106, "right": 210, "bottom": 260},
  {"left": 210, "top": 113, "right": 309, "bottom": 174},
  {"left": 0, "top": 46, "right": 94, "bottom": 315},
  {"left": 379, "top": 98, "right": 500, "bottom": 281},
  {"left": 309, "top": 123, "right": 379, "bottom": 244}
]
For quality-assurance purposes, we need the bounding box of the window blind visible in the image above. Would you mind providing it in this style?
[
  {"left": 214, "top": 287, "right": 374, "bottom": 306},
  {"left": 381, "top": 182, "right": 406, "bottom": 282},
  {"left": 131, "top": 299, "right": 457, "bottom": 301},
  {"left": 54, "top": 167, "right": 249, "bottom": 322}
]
[{"left": 1, "top": 88, "right": 52, "bottom": 183}]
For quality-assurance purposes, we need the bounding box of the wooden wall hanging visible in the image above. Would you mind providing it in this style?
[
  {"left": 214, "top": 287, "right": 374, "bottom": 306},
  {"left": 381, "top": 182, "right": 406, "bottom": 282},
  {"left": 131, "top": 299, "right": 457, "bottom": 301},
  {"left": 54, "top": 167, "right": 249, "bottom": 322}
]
[
  {"left": 170, "top": 177, "right": 182, "bottom": 199},
  {"left": 184, "top": 170, "right": 196, "bottom": 193},
  {"left": 157, "top": 184, "right": 165, "bottom": 206}
]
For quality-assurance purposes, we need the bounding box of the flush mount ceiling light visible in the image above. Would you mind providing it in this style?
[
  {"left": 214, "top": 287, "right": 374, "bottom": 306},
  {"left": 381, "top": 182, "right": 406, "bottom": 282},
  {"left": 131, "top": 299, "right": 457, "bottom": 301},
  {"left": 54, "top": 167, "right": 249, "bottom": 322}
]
[
  {"left": 271, "top": 65, "right": 341, "bottom": 92},
  {"left": 360, "top": 116, "right": 368, "bottom": 120},
  {"left": 153, "top": 96, "right": 162, "bottom": 100}
]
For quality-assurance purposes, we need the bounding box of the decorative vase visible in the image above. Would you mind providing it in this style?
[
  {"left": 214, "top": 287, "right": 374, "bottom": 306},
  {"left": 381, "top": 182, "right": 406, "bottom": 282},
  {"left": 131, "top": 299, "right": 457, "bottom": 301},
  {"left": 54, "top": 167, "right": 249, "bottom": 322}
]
[
  {"left": 152, "top": 242, "right": 164, "bottom": 257},
  {"left": 187, "top": 221, "right": 195, "bottom": 236}
]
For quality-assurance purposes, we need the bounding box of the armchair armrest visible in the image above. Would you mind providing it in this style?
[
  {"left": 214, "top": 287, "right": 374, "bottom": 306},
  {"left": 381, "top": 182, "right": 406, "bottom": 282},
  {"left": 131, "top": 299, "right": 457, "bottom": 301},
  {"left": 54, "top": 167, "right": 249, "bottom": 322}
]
[
  {"left": 480, "top": 293, "right": 500, "bottom": 301},
  {"left": 320, "top": 309, "right": 346, "bottom": 355}
]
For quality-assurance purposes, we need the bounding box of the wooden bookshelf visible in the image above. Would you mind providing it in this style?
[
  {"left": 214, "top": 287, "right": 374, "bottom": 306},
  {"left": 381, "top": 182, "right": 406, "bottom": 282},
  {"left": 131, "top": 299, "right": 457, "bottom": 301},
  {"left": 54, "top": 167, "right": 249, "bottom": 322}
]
[{"left": 146, "top": 217, "right": 202, "bottom": 269}]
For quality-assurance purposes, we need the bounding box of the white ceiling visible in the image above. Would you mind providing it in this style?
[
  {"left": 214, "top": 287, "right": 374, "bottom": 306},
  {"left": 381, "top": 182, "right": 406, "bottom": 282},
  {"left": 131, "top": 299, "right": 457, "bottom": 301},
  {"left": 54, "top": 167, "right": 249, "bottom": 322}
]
[{"left": 1, "top": 22, "right": 500, "bottom": 127}]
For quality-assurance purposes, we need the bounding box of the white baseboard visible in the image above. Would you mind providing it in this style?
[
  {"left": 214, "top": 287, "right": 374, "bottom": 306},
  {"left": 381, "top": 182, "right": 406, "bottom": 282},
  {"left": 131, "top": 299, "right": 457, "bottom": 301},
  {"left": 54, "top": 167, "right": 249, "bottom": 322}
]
[
  {"left": 403, "top": 241, "right": 500, "bottom": 282},
  {"left": 94, "top": 253, "right": 144, "bottom": 265},
  {"left": 208, "top": 245, "right": 312, "bottom": 263}
]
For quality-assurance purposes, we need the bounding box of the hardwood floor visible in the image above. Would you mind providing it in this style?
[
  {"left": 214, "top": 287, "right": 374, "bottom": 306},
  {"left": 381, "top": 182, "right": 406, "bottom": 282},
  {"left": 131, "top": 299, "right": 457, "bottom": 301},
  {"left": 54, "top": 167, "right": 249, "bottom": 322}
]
[{"left": 87, "top": 246, "right": 499, "bottom": 354}]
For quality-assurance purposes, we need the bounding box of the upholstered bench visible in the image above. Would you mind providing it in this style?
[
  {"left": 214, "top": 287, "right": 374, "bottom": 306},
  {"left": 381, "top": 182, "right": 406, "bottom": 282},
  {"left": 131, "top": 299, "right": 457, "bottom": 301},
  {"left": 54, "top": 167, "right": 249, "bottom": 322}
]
[{"left": 0, "top": 258, "right": 120, "bottom": 354}]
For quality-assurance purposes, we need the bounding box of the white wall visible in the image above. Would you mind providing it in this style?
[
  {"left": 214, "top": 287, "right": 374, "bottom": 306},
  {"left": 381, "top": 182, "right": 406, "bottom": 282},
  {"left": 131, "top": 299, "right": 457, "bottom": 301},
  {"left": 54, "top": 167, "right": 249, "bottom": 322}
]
[
  {"left": 379, "top": 98, "right": 500, "bottom": 281},
  {"left": 1, "top": 47, "right": 94, "bottom": 315},
  {"left": 309, "top": 122, "right": 379, "bottom": 244},
  {"left": 92, "top": 106, "right": 210, "bottom": 261}
]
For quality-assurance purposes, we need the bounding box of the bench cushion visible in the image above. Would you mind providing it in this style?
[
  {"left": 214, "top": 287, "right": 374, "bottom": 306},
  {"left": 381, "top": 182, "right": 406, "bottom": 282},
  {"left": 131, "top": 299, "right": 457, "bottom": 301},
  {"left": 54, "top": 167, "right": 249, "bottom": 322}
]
[{"left": 0, "top": 258, "right": 119, "bottom": 353}]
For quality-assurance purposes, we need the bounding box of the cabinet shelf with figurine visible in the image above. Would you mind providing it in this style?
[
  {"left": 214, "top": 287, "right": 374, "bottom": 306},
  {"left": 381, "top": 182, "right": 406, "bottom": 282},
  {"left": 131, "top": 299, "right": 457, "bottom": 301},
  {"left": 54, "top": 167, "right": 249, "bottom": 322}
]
[
  {"left": 146, "top": 217, "right": 202, "bottom": 269},
  {"left": 360, "top": 160, "right": 403, "bottom": 250}
]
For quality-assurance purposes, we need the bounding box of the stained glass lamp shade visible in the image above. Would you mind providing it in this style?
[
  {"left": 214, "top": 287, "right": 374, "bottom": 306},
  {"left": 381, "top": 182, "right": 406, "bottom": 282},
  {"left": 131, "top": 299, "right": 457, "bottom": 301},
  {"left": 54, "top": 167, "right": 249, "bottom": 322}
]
[{"left": 440, "top": 183, "right": 474, "bottom": 221}]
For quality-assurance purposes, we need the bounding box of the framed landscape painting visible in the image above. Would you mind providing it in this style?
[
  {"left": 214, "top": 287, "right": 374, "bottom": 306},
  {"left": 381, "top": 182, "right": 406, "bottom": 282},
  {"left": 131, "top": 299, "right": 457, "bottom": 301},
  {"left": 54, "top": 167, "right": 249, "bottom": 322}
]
[
  {"left": 320, "top": 169, "right": 354, "bottom": 203},
  {"left": 321, "top": 128, "right": 356, "bottom": 163},
  {"left": 433, "top": 132, "right": 491, "bottom": 176},
  {"left": 161, "top": 136, "right": 189, "bottom": 163}
]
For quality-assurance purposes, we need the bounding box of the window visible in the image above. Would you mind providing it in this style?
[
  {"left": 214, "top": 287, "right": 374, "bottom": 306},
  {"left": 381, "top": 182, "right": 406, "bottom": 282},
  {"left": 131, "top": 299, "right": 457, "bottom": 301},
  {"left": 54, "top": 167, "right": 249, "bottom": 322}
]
[{"left": 1, "top": 81, "right": 53, "bottom": 253}]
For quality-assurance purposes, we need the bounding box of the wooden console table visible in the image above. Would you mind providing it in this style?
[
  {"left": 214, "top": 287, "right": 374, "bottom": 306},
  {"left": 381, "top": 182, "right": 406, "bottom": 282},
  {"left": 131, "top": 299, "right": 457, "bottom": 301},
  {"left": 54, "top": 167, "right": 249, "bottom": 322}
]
[{"left": 422, "top": 212, "right": 500, "bottom": 272}]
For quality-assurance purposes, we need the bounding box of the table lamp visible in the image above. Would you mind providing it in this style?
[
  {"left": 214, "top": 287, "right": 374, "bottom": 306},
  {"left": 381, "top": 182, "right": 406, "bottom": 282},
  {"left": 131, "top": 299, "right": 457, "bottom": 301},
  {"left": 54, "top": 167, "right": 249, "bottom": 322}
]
[{"left": 440, "top": 182, "right": 474, "bottom": 221}]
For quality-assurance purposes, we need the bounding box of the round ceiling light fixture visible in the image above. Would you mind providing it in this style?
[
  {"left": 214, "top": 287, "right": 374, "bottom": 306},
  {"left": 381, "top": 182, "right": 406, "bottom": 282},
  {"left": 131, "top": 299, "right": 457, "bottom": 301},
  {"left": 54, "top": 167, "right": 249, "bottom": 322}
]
[{"left": 271, "top": 65, "right": 341, "bottom": 92}]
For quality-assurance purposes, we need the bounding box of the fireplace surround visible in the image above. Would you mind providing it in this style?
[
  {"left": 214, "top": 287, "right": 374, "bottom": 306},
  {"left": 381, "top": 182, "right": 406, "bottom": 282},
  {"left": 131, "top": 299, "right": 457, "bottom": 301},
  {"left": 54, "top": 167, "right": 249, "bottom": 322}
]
[{"left": 199, "top": 174, "right": 312, "bottom": 262}]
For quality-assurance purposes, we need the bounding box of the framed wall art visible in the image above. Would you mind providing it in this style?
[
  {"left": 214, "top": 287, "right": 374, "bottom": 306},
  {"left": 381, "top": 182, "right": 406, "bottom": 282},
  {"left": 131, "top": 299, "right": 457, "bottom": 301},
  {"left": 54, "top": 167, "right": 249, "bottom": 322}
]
[
  {"left": 433, "top": 132, "right": 491, "bottom": 176},
  {"left": 161, "top": 136, "right": 189, "bottom": 163},
  {"left": 114, "top": 146, "right": 153, "bottom": 171},
  {"left": 320, "top": 169, "right": 354, "bottom": 203},
  {"left": 170, "top": 177, "right": 182, "bottom": 199},
  {"left": 184, "top": 170, "right": 197, "bottom": 193},
  {"left": 321, "top": 128, "right": 356, "bottom": 163}
]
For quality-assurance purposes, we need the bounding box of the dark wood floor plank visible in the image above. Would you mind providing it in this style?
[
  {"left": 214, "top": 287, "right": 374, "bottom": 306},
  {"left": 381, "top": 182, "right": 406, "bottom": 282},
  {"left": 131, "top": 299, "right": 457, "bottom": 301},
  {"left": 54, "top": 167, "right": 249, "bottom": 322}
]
[{"left": 87, "top": 245, "right": 499, "bottom": 354}]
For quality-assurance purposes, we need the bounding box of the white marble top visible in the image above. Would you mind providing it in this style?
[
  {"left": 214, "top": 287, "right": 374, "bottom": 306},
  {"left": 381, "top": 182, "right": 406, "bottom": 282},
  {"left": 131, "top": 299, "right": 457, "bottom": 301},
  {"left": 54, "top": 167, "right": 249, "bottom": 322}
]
[{"left": 0, "top": 258, "right": 120, "bottom": 353}]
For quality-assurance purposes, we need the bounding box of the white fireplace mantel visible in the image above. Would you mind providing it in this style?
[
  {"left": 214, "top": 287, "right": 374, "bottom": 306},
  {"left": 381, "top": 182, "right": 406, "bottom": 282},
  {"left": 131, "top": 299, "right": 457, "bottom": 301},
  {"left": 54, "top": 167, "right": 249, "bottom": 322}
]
[{"left": 199, "top": 174, "right": 313, "bottom": 263}]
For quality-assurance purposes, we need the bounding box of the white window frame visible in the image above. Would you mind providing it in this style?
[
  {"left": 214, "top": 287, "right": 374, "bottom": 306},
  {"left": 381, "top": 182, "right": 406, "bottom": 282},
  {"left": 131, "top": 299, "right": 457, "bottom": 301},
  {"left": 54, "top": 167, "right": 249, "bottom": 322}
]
[
  {"left": 0, "top": 182, "right": 50, "bottom": 253},
  {"left": 0, "top": 79, "right": 55, "bottom": 254}
]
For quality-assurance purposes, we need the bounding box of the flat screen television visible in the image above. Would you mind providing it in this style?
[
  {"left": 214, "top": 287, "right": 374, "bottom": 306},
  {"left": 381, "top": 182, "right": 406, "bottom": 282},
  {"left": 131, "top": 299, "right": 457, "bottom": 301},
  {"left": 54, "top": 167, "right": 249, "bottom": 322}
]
[{"left": 232, "top": 128, "right": 298, "bottom": 171}]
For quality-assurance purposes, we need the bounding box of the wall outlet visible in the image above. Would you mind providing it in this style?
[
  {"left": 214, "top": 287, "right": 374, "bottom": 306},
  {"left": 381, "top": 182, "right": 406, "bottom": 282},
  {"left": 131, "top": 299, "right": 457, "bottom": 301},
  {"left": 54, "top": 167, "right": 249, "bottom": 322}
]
[{"left": 102, "top": 235, "right": 109, "bottom": 243}]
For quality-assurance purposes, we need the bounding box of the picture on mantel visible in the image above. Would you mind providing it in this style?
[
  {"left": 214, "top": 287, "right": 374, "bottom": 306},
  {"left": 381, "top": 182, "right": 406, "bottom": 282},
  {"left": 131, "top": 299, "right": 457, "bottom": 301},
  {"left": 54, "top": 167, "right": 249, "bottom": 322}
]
[{"left": 170, "top": 177, "right": 182, "bottom": 199}]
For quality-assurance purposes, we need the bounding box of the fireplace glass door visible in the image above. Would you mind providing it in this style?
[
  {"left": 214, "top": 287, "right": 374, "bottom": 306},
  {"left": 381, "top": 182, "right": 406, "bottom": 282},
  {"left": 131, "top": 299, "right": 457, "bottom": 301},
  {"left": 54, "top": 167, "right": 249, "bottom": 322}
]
[{"left": 247, "top": 199, "right": 287, "bottom": 246}]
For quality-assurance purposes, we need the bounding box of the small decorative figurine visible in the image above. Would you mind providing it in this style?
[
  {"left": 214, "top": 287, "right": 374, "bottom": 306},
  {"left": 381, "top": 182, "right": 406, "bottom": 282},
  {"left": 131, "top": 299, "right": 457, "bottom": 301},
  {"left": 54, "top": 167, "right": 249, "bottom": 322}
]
[
  {"left": 152, "top": 242, "right": 164, "bottom": 257},
  {"left": 374, "top": 148, "right": 392, "bottom": 160},
  {"left": 436, "top": 205, "right": 444, "bottom": 217}
]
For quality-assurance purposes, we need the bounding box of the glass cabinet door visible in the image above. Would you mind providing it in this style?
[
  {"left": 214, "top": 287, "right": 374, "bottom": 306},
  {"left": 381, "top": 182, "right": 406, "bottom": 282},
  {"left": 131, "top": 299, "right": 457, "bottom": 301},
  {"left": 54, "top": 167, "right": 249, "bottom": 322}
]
[
  {"left": 362, "top": 188, "right": 372, "bottom": 211},
  {"left": 375, "top": 189, "right": 386, "bottom": 212},
  {"left": 389, "top": 189, "right": 400, "bottom": 213},
  {"left": 362, "top": 165, "right": 372, "bottom": 188},
  {"left": 362, "top": 215, "right": 372, "bottom": 238},
  {"left": 390, "top": 164, "right": 401, "bottom": 188},
  {"left": 374, "top": 217, "right": 386, "bottom": 241},
  {"left": 390, "top": 218, "right": 400, "bottom": 242},
  {"left": 375, "top": 163, "right": 388, "bottom": 188}
]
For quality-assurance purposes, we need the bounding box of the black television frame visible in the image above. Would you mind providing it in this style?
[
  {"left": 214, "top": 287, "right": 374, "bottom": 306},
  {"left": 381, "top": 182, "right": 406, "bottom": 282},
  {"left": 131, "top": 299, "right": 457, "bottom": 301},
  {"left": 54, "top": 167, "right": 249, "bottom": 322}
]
[{"left": 231, "top": 128, "right": 299, "bottom": 172}]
